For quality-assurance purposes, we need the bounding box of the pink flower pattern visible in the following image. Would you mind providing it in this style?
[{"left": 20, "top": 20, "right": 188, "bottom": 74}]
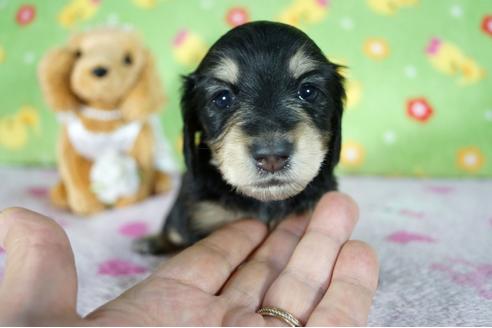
[
  {"left": 386, "top": 231, "right": 436, "bottom": 244},
  {"left": 431, "top": 259, "right": 492, "bottom": 300},
  {"left": 26, "top": 186, "right": 49, "bottom": 198},
  {"left": 118, "top": 221, "right": 149, "bottom": 238},
  {"left": 98, "top": 259, "right": 147, "bottom": 276}
]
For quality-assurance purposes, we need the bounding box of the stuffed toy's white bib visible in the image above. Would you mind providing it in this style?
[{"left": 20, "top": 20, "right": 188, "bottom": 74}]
[
  {"left": 66, "top": 116, "right": 142, "bottom": 161},
  {"left": 58, "top": 107, "right": 176, "bottom": 204},
  {"left": 90, "top": 149, "right": 140, "bottom": 204}
]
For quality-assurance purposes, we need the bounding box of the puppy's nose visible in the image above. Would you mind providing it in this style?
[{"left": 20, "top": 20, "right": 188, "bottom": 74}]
[
  {"left": 251, "top": 140, "right": 293, "bottom": 173},
  {"left": 92, "top": 66, "right": 108, "bottom": 78}
]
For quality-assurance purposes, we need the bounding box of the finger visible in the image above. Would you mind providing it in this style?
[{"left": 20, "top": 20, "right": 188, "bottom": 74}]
[
  {"left": 307, "top": 241, "right": 379, "bottom": 326},
  {"left": 155, "top": 219, "right": 267, "bottom": 294},
  {"left": 221, "top": 214, "right": 309, "bottom": 309},
  {"left": 262, "top": 192, "right": 359, "bottom": 325},
  {"left": 0, "top": 208, "right": 78, "bottom": 319}
]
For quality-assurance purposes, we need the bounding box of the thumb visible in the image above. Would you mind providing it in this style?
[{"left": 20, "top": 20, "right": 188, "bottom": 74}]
[{"left": 0, "top": 208, "right": 79, "bottom": 324}]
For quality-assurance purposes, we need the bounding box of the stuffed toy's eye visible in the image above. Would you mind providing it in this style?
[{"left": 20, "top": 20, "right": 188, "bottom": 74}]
[
  {"left": 123, "top": 53, "right": 133, "bottom": 66},
  {"left": 213, "top": 90, "right": 233, "bottom": 109},
  {"left": 298, "top": 83, "right": 318, "bottom": 102},
  {"left": 74, "top": 50, "right": 82, "bottom": 58}
]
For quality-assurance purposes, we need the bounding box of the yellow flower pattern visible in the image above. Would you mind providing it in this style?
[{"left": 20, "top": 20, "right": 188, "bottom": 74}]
[
  {"left": 457, "top": 147, "right": 485, "bottom": 173},
  {"left": 341, "top": 141, "right": 365, "bottom": 168},
  {"left": 366, "top": 0, "right": 419, "bottom": 16},
  {"left": 364, "top": 38, "right": 390, "bottom": 60},
  {"left": 0, "top": 45, "right": 5, "bottom": 64},
  {"left": 58, "top": 0, "right": 100, "bottom": 28},
  {"left": 279, "top": 0, "right": 329, "bottom": 27},
  {"left": 0, "top": 106, "right": 40, "bottom": 150},
  {"left": 172, "top": 29, "right": 208, "bottom": 68}
]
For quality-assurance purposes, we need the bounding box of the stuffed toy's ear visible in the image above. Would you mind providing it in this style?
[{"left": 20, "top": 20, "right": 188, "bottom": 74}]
[
  {"left": 38, "top": 46, "right": 80, "bottom": 112},
  {"left": 180, "top": 74, "right": 200, "bottom": 175},
  {"left": 120, "top": 49, "right": 165, "bottom": 121}
]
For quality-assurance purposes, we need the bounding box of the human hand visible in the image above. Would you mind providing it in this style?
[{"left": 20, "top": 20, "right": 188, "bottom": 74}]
[{"left": 0, "top": 192, "right": 378, "bottom": 326}]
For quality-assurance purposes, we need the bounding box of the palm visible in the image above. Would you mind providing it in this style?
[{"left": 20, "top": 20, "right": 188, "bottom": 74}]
[{"left": 0, "top": 193, "right": 379, "bottom": 326}]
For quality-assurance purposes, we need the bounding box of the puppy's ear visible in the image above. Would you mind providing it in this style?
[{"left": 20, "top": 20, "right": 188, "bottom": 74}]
[
  {"left": 120, "top": 49, "right": 165, "bottom": 121},
  {"left": 38, "top": 45, "right": 80, "bottom": 112},
  {"left": 326, "top": 63, "right": 346, "bottom": 170},
  {"left": 180, "top": 74, "right": 200, "bottom": 175}
]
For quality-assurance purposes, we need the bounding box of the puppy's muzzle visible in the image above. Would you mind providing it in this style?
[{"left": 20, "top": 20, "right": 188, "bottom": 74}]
[{"left": 250, "top": 139, "right": 293, "bottom": 173}]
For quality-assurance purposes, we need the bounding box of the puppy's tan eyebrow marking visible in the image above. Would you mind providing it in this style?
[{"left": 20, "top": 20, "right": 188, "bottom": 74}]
[
  {"left": 289, "top": 48, "right": 319, "bottom": 79},
  {"left": 210, "top": 57, "right": 239, "bottom": 85}
]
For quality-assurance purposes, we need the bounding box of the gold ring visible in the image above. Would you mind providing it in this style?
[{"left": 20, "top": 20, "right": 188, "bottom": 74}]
[{"left": 257, "top": 306, "right": 302, "bottom": 327}]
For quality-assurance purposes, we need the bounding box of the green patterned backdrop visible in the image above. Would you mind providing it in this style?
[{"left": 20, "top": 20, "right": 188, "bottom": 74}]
[{"left": 0, "top": 0, "right": 491, "bottom": 177}]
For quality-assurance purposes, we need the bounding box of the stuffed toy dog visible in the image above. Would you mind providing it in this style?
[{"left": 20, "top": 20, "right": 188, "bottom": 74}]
[
  {"left": 38, "top": 28, "right": 174, "bottom": 215},
  {"left": 135, "top": 21, "right": 345, "bottom": 254}
]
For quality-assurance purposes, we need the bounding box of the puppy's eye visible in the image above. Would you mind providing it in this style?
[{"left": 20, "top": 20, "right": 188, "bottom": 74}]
[
  {"left": 213, "top": 90, "right": 233, "bottom": 109},
  {"left": 298, "top": 83, "right": 318, "bottom": 102},
  {"left": 123, "top": 53, "right": 133, "bottom": 66},
  {"left": 74, "top": 50, "right": 82, "bottom": 58}
]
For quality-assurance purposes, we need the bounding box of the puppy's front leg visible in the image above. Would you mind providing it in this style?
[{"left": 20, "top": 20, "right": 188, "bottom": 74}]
[{"left": 133, "top": 188, "right": 200, "bottom": 255}]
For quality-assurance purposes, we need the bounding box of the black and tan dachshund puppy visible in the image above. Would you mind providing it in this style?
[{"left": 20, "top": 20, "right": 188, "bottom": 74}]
[{"left": 136, "top": 21, "right": 345, "bottom": 254}]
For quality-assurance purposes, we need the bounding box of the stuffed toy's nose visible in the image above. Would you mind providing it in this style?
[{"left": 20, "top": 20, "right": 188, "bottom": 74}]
[{"left": 92, "top": 66, "right": 109, "bottom": 78}]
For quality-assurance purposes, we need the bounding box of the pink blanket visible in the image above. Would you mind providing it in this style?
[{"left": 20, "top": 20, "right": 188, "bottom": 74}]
[{"left": 0, "top": 167, "right": 491, "bottom": 325}]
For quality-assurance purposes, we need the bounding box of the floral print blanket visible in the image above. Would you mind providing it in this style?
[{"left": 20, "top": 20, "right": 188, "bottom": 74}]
[{"left": 0, "top": 167, "right": 491, "bottom": 325}]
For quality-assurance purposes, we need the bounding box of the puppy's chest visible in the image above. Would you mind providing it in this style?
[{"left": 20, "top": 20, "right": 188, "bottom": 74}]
[{"left": 190, "top": 197, "right": 313, "bottom": 233}]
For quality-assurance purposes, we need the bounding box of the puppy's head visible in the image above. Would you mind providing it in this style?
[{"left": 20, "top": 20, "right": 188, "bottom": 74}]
[{"left": 182, "top": 21, "right": 344, "bottom": 201}]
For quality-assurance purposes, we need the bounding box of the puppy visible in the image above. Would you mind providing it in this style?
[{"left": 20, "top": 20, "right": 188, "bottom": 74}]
[{"left": 136, "top": 21, "right": 345, "bottom": 254}]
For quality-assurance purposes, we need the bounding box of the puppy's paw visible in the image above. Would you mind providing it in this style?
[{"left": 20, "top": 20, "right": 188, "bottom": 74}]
[{"left": 133, "top": 234, "right": 187, "bottom": 255}]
